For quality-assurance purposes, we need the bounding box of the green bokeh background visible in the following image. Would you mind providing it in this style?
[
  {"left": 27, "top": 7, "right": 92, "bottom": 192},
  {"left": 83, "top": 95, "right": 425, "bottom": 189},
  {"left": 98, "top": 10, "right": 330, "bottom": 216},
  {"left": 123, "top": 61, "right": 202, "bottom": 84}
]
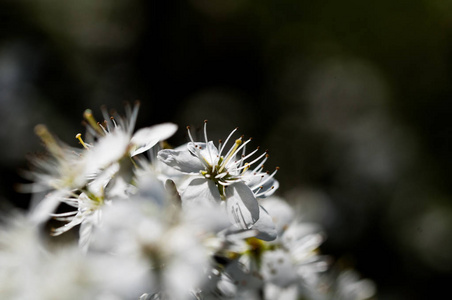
[{"left": 1, "top": 1, "right": 452, "bottom": 299}]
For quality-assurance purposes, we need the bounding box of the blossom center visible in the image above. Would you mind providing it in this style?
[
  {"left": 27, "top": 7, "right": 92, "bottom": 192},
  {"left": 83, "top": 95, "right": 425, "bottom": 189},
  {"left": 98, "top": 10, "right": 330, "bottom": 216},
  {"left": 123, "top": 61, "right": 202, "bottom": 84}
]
[{"left": 187, "top": 121, "right": 279, "bottom": 199}]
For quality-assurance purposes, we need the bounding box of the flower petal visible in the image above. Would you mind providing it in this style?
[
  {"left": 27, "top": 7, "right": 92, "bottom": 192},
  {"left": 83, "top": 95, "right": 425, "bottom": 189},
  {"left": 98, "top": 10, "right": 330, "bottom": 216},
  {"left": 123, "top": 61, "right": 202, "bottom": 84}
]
[
  {"left": 252, "top": 205, "right": 277, "bottom": 241},
  {"left": 225, "top": 182, "right": 260, "bottom": 229},
  {"left": 29, "top": 189, "right": 69, "bottom": 224},
  {"left": 260, "top": 197, "right": 295, "bottom": 236},
  {"left": 187, "top": 142, "right": 219, "bottom": 166},
  {"left": 158, "top": 148, "right": 205, "bottom": 174},
  {"left": 85, "top": 130, "right": 130, "bottom": 172},
  {"left": 180, "top": 177, "right": 220, "bottom": 207},
  {"left": 130, "top": 123, "right": 178, "bottom": 156}
]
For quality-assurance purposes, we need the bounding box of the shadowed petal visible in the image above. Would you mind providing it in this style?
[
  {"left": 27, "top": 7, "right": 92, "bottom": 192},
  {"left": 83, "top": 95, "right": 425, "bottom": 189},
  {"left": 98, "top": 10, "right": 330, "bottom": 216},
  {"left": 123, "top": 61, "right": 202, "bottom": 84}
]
[
  {"left": 187, "top": 142, "right": 219, "bottom": 166},
  {"left": 181, "top": 177, "right": 220, "bottom": 207},
  {"left": 225, "top": 182, "right": 260, "bottom": 229},
  {"left": 158, "top": 149, "right": 205, "bottom": 174},
  {"left": 253, "top": 205, "right": 277, "bottom": 241}
]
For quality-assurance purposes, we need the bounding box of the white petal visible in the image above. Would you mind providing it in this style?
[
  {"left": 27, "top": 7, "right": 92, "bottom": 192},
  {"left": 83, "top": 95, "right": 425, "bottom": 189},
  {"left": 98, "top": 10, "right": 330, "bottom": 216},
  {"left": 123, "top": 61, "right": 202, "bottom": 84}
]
[
  {"left": 78, "top": 221, "right": 93, "bottom": 252},
  {"left": 262, "top": 250, "right": 299, "bottom": 287},
  {"left": 86, "top": 131, "right": 129, "bottom": 172},
  {"left": 29, "top": 190, "right": 68, "bottom": 224},
  {"left": 225, "top": 182, "right": 260, "bottom": 229},
  {"left": 187, "top": 142, "right": 219, "bottom": 165},
  {"left": 260, "top": 196, "right": 295, "bottom": 235},
  {"left": 264, "top": 283, "right": 299, "bottom": 300},
  {"left": 51, "top": 214, "right": 84, "bottom": 236},
  {"left": 252, "top": 205, "right": 277, "bottom": 241},
  {"left": 158, "top": 149, "right": 205, "bottom": 174},
  {"left": 130, "top": 123, "right": 178, "bottom": 156},
  {"left": 180, "top": 177, "right": 220, "bottom": 206}
]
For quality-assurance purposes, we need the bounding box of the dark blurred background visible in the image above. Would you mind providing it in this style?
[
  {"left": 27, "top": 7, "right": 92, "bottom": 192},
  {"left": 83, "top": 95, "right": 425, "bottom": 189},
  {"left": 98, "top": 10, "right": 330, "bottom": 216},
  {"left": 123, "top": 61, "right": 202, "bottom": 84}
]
[{"left": 1, "top": 1, "right": 452, "bottom": 299}]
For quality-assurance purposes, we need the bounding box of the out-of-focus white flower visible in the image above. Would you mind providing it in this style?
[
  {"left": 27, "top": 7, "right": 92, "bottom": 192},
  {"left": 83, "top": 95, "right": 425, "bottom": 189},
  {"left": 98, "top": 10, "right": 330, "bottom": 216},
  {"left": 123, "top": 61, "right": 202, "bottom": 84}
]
[
  {"left": 158, "top": 121, "right": 278, "bottom": 233},
  {"left": 0, "top": 212, "right": 151, "bottom": 300},
  {"left": 7, "top": 102, "right": 380, "bottom": 300},
  {"left": 77, "top": 104, "right": 177, "bottom": 200},
  {"left": 28, "top": 104, "right": 177, "bottom": 249},
  {"left": 50, "top": 190, "right": 106, "bottom": 251},
  {"left": 204, "top": 197, "right": 328, "bottom": 300},
  {"left": 81, "top": 104, "right": 177, "bottom": 167},
  {"left": 25, "top": 124, "right": 88, "bottom": 193},
  {"left": 260, "top": 196, "right": 295, "bottom": 236},
  {"left": 263, "top": 283, "right": 300, "bottom": 300},
  {"left": 259, "top": 222, "right": 329, "bottom": 300},
  {"left": 327, "top": 269, "right": 376, "bottom": 300},
  {"left": 89, "top": 174, "right": 210, "bottom": 300},
  {"left": 23, "top": 124, "right": 91, "bottom": 224},
  {"left": 0, "top": 213, "right": 44, "bottom": 287}
]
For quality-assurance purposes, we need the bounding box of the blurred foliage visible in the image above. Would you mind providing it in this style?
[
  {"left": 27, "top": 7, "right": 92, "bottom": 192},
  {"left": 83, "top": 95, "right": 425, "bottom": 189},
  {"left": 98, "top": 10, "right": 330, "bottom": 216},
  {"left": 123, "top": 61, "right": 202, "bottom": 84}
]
[{"left": 1, "top": 0, "right": 452, "bottom": 299}]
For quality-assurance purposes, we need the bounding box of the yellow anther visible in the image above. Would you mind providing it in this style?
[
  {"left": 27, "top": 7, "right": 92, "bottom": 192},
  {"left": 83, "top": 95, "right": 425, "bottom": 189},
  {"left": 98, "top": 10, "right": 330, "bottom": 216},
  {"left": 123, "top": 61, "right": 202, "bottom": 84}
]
[
  {"left": 241, "top": 163, "right": 250, "bottom": 174},
  {"left": 219, "top": 139, "right": 242, "bottom": 173},
  {"left": 75, "top": 133, "right": 89, "bottom": 150},
  {"left": 34, "top": 124, "right": 63, "bottom": 158},
  {"left": 34, "top": 124, "right": 51, "bottom": 140},
  {"left": 83, "top": 109, "right": 104, "bottom": 135}
]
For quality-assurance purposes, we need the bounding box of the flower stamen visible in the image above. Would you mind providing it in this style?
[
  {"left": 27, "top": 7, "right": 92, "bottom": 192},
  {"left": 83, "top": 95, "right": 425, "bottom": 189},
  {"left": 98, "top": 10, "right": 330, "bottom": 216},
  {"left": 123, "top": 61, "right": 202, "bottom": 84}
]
[
  {"left": 250, "top": 167, "right": 279, "bottom": 191},
  {"left": 235, "top": 147, "right": 262, "bottom": 169},
  {"left": 203, "top": 120, "right": 214, "bottom": 164},
  {"left": 218, "top": 127, "right": 238, "bottom": 158},
  {"left": 97, "top": 122, "right": 108, "bottom": 135},
  {"left": 34, "top": 124, "right": 65, "bottom": 159},
  {"left": 252, "top": 153, "right": 269, "bottom": 173},
  {"left": 236, "top": 151, "right": 268, "bottom": 172},
  {"left": 84, "top": 109, "right": 104, "bottom": 136},
  {"left": 219, "top": 138, "right": 242, "bottom": 173},
  {"left": 255, "top": 186, "right": 275, "bottom": 197},
  {"left": 110, "top": 116, "right": 118, "bottom": 128},
  {"left": 75, "top": 133, "right": 89, "bottom": 150},
  {"left": 186, "top": 125, "right": 195, "bottom": 144},
  {"left": 187, "top": 126, "right": 212, "bottom": 168}
]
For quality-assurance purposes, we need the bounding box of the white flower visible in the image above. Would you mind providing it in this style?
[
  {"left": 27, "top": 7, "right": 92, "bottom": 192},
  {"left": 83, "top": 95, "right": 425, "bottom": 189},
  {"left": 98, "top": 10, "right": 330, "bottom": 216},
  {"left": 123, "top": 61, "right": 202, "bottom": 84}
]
[
  {"left": 50, "top": 190, "right": 106, "bottom": 251},
  {"left": 158, "top": 121, "right": 279, "bottom": 231},
  {"left": 89, "top": 174, "right": 210, "bottom": 300},
  {"left": 0, "top": 212, "right": 151, "bottom": 300},
  {"left": 258, "top": 198, "right": 329, "bottom": 297},
  {"left": 260, "top": 196, "right": 295, "bottom": 237},
  {"left": 328, "top": 269, "right": 377, "bottom": 300},
  {"left": 23, "top": 125, "right": 91, "bottom": 224},
  {"left": 24, "top": 124, "right": 89, "bottom": 194},
  {"left": 80, "top": 103, "right": 178, "bottom": 175},
  {"left": 28, "top": 104, "right": 177, "bottom": 247},
  {"left": 261, "top": 221, "right": 328, "bottom": 287},
  {"left": 203, "top": 197, "right": 328, "bottom": 299}
]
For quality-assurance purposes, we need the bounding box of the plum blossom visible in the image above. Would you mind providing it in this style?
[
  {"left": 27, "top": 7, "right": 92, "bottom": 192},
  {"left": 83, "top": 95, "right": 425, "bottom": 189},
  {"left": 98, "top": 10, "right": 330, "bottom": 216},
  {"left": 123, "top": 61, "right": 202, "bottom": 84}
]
[
  {"left": 200, "top": 197, "right": 329, "bottom": 300},
  {"left": 28, "top": 103, "right": 177, "bottom": 248},
  {"left": 158, "top": 121, "right": 278, "bottom": 232},
  {"left": 0, "top": 212, "right": 151, "bottom": 300},
  {"left": 89, "top": 174, "right": 211, "bottom": 300},
  {"left": 7, "top": 104, "right": 377, "bottom": 300}
]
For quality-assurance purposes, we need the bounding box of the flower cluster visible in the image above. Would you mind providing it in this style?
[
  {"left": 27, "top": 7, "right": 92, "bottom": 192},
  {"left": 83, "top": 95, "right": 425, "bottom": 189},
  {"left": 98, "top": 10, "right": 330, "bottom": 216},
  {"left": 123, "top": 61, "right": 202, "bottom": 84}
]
[{"left": 1, "top": 105, "right": 376, "bottom": 300}]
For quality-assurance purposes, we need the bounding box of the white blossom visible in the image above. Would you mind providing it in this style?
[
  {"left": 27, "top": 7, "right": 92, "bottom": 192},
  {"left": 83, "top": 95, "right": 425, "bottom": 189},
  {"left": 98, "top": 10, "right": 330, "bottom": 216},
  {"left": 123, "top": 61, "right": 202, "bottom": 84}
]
[
  {"left": 28, "top": 104, "right": 177, "bottom": 248},
  {"left": 5, "top": 105, "right": 378, "bottom": 300},
  {"left": 158, "top": 121, "right": 278, "bottom": 233},
  {"left": 89, "top": 174, "right": 210, "bottom": 299},
  {"left": 0, "top": 212, "right": 151, "bottom": 300}
]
